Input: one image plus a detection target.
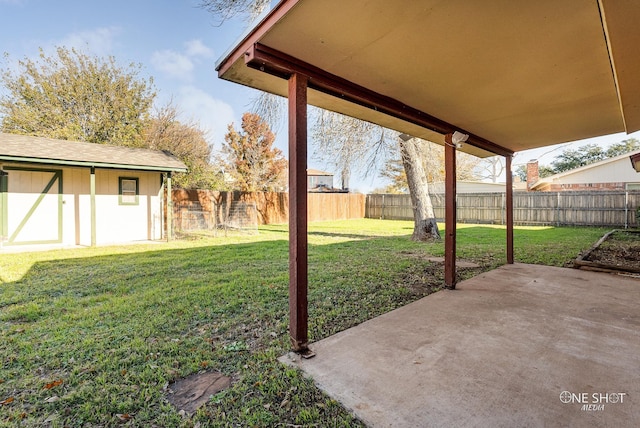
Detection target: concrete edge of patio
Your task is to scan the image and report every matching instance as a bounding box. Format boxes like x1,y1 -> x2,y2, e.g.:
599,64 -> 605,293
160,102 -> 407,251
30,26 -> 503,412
280,263 -> 640,427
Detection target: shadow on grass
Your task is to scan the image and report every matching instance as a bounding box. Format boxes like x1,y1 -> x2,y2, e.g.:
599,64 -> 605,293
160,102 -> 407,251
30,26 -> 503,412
0,232 -> 447,427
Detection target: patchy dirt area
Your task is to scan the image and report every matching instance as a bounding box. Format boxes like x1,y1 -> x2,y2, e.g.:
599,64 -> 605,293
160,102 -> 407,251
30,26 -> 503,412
398,251 -> 493,295
166,371 -> 232,416
578,230 -> 640,273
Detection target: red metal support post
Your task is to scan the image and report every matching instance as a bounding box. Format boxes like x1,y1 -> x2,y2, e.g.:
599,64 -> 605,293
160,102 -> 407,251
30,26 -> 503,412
505,155 -> 514,264
444,133 -> 457,288
288,73 -> 309,352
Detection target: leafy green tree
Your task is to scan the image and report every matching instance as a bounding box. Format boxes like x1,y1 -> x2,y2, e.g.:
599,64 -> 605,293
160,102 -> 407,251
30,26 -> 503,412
142,103 -> 222,189
550,143 -> 606,173
539,165 -> 555,178
221,112 -> 287,191
606,138 -> 640,157
514,165 -> 527,182
1,47 -> 155,146
515,163 -> 561,182
533,139 -> 640,177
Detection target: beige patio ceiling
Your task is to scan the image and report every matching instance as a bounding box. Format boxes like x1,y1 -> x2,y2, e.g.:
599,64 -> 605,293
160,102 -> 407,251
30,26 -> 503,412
217,0 -> 640,158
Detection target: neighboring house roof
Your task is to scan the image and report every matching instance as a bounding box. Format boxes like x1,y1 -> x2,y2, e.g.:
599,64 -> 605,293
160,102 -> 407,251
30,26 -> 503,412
530,150 -> 640,190
307,169 -> 333,176
0,133 -> 187,172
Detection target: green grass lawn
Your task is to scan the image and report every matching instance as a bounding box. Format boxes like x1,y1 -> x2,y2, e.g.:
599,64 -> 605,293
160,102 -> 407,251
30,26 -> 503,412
0,219 -> 606,427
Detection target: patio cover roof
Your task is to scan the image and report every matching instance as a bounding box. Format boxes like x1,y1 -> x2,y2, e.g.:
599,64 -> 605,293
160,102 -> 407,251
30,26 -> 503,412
217,0 -> 640,158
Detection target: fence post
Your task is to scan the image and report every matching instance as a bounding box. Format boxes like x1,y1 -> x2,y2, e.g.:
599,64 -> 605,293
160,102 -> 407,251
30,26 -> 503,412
625,191 -> 629,229
556,192 -> 561,226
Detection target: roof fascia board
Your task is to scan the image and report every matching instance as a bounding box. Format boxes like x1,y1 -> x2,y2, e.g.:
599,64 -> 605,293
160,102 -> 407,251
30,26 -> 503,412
245,43 -> 513,157
215,0 -> 301,75
532,149 -> 640,188
597,0 -> 627,132
0,155 -> 187,172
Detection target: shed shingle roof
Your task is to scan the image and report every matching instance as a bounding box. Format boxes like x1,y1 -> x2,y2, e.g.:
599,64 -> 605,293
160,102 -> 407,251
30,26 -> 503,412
0,133 -> 187,172
307,169 -> 333,176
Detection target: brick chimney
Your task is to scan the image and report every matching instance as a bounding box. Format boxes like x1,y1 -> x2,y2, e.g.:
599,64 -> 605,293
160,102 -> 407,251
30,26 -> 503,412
526,160 -> 539,190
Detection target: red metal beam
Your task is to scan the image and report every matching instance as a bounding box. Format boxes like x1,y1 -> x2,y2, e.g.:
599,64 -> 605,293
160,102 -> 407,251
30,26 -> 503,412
505,155 -> 514,264
444,133 -> 457,288
215,0 -> 301,77
245,43 -> 513,158
288,73 -> 309,352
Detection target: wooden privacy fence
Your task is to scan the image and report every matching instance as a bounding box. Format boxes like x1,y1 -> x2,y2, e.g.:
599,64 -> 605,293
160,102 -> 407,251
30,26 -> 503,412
172,189 -> 366,226
366,191 -> 640,227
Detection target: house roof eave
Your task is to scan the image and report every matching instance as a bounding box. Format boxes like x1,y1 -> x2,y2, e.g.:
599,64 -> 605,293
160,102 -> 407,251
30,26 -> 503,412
535,149 -> 640,183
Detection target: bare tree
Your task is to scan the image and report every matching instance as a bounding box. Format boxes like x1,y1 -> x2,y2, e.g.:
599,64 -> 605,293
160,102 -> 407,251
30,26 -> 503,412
420,140 -> 480,183
477,156 -> 505,183
311,109 -> 393,190
198,0 -> 270,24
249,92 -> 286,133
381,141 -> 481,193
399,135 -> 440,240
250,92 -> 442,241
142,102 -> 221,189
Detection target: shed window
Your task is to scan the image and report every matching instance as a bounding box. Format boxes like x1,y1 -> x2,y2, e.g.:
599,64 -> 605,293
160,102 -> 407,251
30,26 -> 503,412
119,177 -> 139,205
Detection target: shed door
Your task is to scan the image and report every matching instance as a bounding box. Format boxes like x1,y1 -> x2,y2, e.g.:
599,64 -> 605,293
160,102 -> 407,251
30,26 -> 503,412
3,168 -> 62,245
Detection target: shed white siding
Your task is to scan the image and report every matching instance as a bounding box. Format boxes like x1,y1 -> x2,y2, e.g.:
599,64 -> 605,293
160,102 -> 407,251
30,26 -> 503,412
93,169 -> 163,245
2,164 -> 164,247
6,169 -> 61,243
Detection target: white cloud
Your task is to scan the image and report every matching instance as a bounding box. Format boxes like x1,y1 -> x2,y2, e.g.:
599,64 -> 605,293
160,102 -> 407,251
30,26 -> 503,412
57,27 -> 121,56
151,39 -> 213,81
176,86 -> 235,150
2,26 -> 122,77
151,50 -> 194,80
185,39 -> 213,58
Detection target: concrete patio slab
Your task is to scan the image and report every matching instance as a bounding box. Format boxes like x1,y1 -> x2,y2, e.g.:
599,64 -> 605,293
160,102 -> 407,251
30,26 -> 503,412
281,263 -> 639,427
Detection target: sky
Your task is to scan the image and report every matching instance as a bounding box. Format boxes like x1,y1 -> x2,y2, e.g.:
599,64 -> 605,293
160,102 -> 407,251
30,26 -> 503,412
2,0 -> 640,192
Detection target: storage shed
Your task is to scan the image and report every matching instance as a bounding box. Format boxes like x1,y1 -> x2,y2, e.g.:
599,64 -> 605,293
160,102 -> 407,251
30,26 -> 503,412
0,133 -> 187,248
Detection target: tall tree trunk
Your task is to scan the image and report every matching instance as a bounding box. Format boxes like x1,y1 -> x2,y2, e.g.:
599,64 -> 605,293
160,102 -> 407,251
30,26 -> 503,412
400,137 -> 441,241
340,165 -> 350,190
